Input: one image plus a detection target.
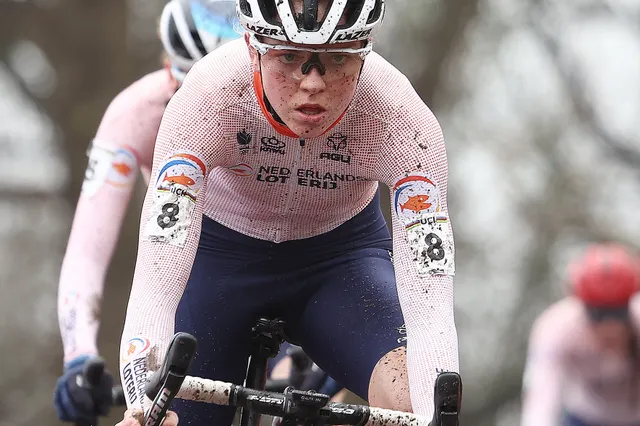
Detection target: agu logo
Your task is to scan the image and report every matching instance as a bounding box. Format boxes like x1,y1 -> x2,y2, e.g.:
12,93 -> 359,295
393,173 -> 440,222
121,336 -> 151,363
155,153 -> 207,200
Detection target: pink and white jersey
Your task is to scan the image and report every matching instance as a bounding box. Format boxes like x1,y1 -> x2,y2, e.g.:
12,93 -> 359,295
58,69 -> 176,362
120,39 -> 458,417
521,297 -> 640,426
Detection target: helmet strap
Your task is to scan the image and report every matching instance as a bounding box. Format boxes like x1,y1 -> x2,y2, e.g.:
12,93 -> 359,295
258,54 -> 290,128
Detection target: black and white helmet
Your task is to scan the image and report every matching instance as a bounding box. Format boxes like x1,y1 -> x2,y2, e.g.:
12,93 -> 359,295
160,0 -> 242,82
237,0 -> 385,45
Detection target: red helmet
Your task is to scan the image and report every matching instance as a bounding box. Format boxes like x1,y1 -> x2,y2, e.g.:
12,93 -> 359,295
570,243 -> 640,307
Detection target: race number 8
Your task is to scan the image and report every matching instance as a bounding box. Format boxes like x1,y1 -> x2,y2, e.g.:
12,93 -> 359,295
425,232 -> 444,261
157,203 -> 179,229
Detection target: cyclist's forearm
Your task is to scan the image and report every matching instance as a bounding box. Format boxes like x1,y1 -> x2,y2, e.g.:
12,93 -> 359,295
119,169 -> 208,409
58,148 -> 137,362
378,110 -> 458,416
520,402 -> 556,426
520,357 -> 564,426
118,64 -> 228,409
119,222 -> 204,409
521,388 -> 563,426
58,264 -> 102,362
395,261 -> 459,417
520,312 -> 568,426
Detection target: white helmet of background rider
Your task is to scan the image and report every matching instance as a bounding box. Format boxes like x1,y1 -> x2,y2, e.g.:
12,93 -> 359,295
160,0 -> 243,82
235,0 -> 385,46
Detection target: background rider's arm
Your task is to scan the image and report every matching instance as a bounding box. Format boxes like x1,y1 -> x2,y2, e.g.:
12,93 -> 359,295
374,79 -> 459,417
520,312 -> 567,426
118,62 -> 231,409
57,75 -> 165,363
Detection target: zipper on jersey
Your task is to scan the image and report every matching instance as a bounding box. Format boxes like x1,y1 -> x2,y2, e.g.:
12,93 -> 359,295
275,138 -> 304,242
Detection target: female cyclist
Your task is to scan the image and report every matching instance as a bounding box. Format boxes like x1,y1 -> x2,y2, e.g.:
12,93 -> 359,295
118,0 -> 459,425
54,1 -> 241,423
521,243 -> 640,426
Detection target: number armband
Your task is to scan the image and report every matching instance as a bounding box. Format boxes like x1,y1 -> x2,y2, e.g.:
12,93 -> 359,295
404,213 -> 455,277
142,152 -> 206,247
82,143 -> 115,198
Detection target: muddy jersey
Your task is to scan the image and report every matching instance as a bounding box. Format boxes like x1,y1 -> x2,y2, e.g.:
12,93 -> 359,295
120,38 -> 458,417
521,297 -> 640,426
58,69 -> 175,362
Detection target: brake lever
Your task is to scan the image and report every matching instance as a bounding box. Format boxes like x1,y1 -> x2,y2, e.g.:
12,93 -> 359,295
430,371 -> 462,426
143,332 -> 197,426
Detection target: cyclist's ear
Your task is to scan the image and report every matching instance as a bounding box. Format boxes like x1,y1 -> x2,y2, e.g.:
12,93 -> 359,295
245,33 -> 260,72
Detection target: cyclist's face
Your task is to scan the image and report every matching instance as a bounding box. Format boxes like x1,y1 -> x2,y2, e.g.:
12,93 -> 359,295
250,37 -> 364,138
591,319 -> 631,352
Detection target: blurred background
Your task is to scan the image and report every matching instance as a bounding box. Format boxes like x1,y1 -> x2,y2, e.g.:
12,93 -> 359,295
2,0 -> 640,425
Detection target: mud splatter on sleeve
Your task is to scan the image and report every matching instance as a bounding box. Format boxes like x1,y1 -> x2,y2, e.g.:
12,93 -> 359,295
373,75 -> 458,417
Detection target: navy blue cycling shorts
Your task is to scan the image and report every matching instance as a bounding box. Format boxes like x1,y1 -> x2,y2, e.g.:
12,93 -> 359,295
172,190 -> 406,426
563,413 -> 590,426
563,412 -> 640,426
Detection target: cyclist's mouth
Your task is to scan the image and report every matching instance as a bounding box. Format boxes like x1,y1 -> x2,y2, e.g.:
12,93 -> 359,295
296,104 -> 326,116
294,104 -> 327,125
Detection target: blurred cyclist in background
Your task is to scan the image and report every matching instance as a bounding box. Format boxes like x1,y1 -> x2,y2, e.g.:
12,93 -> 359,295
521,243 -> 640,426
54,1 -> 340,423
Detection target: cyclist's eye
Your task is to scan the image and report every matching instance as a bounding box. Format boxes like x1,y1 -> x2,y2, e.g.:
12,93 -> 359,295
278,53 -> 299,64
331,54 -> 348,65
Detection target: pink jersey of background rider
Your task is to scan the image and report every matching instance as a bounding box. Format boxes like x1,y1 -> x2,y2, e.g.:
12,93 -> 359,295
57,69 -> 176,362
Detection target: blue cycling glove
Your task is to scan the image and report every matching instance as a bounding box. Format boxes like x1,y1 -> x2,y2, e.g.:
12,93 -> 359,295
54,355 -> 114,424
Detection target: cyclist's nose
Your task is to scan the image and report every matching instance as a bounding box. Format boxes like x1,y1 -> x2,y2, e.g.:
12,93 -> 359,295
298,67 -> 326,94
301,53 -> 326,76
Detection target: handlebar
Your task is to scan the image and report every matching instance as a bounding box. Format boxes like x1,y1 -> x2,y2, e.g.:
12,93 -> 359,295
163,371 -> 460,426
110,333 -> 461,426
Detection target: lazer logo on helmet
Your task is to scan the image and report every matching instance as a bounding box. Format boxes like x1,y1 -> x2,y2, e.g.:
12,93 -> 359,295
247,25 -> 283,37
335,29 -> 372,42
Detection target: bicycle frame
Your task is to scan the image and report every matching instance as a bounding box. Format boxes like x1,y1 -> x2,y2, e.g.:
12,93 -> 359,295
240,318 -> 287,426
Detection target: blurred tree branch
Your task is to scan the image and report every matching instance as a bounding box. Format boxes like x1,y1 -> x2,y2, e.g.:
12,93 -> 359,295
459,125 -> 566,424
0,1 -> 134,202
411,0 -> 481,105
0,5 -> 157,426
526,3 -> 640,170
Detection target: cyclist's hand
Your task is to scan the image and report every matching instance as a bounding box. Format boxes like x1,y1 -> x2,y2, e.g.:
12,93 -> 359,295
54,355 -> 114,423
116,409 -> 179,426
